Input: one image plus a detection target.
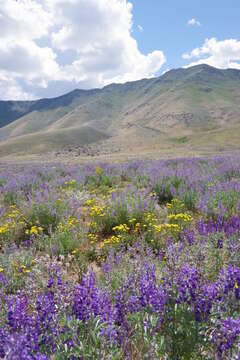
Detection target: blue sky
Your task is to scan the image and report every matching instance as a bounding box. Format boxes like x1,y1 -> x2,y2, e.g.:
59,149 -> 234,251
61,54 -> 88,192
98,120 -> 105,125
0,0 -> 240,100
131,0 -> 240,74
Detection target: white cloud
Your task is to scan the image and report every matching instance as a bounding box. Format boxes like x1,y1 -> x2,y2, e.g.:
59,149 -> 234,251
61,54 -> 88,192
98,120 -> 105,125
0,73 -> 33,100
0,0 -> 53,40
138,25 -> 144,32
50,0 -> 165,86
0,0 -> 60,98
0,39 -> 60,82
182,38 -> 240,69
161,68 -> 170,75
0,0 -> 166,100
187,18 -> 201,27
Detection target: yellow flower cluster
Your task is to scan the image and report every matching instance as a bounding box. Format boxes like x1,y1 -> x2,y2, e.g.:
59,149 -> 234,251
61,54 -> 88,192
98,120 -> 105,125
0,206 -> 26,236
0,223 -> 10,235
207,182 -> 216,188
8,207 -> 22,218
146,212 -> 157,224
95,166 -> 104,176
88,221 -> 97,230
25,225 -> 43,236
12,260 -> 33,275
84,198 -> 106,218
112,223 -> 130,233
167,198 -> 184,208
19,265 -> 31,274
58,222 -> 64,231
67,216 -> 79,227
108,188 -> 117,194
72,249 -> 78,255
134,222 -> 141,233
64,179 -> 76,191
89,205 -> 105,218
88,233 -> 98,244
130,213 -> 156,234
128,218 -> 136,224
168,213 -> 193,222
64,179 -> 76,186
100,235 -> 121,248
87,217 -> 99,244
58,216 -> 79,231
149,191 -> 156,197
0,266 -> 3,272
153,223 -> 180,233
84,198 -> 97,207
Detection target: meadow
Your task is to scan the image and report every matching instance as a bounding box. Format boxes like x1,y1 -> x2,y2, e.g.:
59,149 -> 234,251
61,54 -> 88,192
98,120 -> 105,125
0,156 -> 239,359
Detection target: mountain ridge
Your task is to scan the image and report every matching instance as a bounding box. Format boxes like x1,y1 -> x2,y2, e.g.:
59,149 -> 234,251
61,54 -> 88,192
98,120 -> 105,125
1,64 -> 240,158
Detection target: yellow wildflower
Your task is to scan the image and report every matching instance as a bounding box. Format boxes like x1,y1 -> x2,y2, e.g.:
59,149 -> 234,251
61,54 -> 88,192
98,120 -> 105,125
95,167 -> 103,176
112,224 -> 130,233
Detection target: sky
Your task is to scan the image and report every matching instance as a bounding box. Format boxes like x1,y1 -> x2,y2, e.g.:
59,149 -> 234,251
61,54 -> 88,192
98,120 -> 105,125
0,0 -> 240,100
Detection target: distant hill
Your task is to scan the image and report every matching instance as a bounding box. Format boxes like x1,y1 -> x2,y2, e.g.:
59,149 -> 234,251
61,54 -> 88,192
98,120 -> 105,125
1,64 -> 240,158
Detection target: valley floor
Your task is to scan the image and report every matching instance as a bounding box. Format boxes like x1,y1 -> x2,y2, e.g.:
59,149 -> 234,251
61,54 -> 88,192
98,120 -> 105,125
0,155 -> 240,359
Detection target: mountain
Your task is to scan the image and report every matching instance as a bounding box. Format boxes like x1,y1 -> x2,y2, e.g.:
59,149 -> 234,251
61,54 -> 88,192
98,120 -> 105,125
1,64 -> 240,158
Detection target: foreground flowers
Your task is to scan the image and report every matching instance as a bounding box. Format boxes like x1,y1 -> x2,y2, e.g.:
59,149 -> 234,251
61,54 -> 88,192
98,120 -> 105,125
0,156 -> 239,358
0,255 -> 239,359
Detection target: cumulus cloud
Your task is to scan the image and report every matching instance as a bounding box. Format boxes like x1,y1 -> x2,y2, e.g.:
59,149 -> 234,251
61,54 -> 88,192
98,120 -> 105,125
0,0 -> 52,40
0,79 -> 33,101
138,25 -> 144,32
187,18 -> 201,27
50,0 -> 165,86
0,0 -> 166,100
0,72 -> 33,100
161,68 -> 170,75
182,38 -> 240,69
0,0 -> 60,98
0,39 -> 60,82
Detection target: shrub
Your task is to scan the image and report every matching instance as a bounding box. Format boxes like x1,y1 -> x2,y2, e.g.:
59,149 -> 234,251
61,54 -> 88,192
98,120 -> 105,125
206,189 -> 240,221
3,191 -> 19,206
153,175 -> 187,205
180,190 -> 199,212
26,202 -> 64,234
0,249 -> 35,293
37,228 -> 86,257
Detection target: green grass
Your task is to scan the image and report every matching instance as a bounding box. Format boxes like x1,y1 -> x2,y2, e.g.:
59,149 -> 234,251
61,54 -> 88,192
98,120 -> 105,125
170,136 -> 189,144
1,64 -> 240,158
0,126 -> 109,155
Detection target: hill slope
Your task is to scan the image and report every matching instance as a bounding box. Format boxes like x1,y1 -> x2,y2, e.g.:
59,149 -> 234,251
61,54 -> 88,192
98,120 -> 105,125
1,64 -> 240,157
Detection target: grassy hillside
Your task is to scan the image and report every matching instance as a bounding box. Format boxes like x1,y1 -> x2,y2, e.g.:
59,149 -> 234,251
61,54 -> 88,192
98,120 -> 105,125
0,64 -> 240,157
0,126 -> 109,156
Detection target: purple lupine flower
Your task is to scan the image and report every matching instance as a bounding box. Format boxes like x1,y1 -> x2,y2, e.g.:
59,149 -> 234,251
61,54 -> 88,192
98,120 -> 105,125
211,317 -> 240,358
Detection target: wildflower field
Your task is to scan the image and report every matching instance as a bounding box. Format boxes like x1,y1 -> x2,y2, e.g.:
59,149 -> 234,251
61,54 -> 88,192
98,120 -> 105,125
0,156 -> 239,359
